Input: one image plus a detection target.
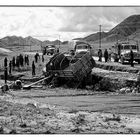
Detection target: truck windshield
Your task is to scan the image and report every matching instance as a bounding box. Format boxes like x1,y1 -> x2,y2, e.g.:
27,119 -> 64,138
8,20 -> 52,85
76,45 -> 90,49
123,45 -> 137,50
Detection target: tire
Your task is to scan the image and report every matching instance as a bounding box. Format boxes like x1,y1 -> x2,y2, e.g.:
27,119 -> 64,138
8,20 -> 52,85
138,60 -> 140,64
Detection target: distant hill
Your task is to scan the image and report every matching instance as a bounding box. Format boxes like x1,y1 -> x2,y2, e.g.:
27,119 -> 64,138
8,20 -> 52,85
24,36 -> 41,46
42,39 -> 62,46
83,32 -> 108,42
0,36 -> 42,46
83,15 -> 140,43
1,36 -> 25,46
0,36 -> 63,51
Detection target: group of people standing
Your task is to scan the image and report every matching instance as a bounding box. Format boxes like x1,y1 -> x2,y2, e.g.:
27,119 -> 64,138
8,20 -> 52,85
3,54 -> 29,84
98,48 -> 112,63
11,54 -> 29,70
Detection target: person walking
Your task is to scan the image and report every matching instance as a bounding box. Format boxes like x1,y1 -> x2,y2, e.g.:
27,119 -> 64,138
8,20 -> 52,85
98,49 -> 102,62
104,49 -> 108,63
32,61 -> 36,76
130,48 -> 134,67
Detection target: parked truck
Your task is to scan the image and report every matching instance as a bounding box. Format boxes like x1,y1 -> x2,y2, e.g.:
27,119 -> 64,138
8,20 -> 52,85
42,45 -> 56,55
112,42 -> 140,64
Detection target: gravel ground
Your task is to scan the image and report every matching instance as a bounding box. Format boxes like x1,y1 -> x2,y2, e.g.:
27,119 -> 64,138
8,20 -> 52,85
0,94 -> 140,134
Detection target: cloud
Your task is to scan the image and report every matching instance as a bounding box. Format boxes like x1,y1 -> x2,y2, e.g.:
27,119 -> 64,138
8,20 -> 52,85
0,7 -> 64,38
59,7 -> 140,32
0,7 -> 139,40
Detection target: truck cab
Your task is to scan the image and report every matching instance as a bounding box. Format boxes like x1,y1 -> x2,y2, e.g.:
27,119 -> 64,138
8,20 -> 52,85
42,45 -> 56,55
74,43 -> 92,57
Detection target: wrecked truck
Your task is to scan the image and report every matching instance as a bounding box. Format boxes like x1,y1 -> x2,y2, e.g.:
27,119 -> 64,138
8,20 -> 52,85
43,52 -> 96,88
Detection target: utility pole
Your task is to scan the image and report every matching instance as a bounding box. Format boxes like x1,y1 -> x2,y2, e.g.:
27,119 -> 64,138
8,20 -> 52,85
58,35 -> 60,49
99,25 -> 102,48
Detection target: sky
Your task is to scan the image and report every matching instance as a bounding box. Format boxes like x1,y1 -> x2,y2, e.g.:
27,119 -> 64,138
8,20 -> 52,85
0,7 -> 140,41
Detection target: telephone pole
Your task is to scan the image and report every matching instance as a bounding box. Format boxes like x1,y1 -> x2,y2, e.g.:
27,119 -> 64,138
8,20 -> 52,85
99,25 -> 102,48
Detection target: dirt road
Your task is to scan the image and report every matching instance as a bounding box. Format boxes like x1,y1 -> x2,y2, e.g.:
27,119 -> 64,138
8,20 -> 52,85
11,88 -> 140,115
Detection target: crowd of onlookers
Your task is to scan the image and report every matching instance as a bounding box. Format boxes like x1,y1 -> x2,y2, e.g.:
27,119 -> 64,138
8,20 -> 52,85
3,52 -> 46,84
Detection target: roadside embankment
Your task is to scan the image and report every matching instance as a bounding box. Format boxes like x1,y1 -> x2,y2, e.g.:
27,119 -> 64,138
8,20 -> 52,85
91,68 -> 138,92
95,61 -> 139,73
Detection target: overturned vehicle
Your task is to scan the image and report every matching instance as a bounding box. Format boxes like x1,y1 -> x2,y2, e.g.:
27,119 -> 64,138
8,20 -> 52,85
43,52 -> 96,88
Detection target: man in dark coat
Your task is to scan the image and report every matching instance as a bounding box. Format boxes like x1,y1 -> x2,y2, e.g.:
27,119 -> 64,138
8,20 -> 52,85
34,53 -> 38,63
104,49 -> 108,63
130,48 -> 134,67
4,57 -> 8,68
27,55 -> 29,65
4,57 -> 8,84
12,56 -> 15,70
32,61 -> 36,76
16,56 -> 20,69
9,61 -> 12,75
98,49 -> 102,62
42,55 -> 44,62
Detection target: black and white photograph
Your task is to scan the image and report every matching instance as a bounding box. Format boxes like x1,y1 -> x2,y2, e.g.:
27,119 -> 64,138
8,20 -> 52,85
1,3 -> 140,135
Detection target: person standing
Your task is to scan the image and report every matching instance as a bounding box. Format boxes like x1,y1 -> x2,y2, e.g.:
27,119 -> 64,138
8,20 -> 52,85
12,56 -> 15,70
98,49 -> 102,62
130,48 -> 134,67
108,48 -> 112,61
4,57 -> 8,84
4,57 -> 8,68
42,55 -> 44,62
16,56 -> 19,69
34,53 -> 38,63
9,61 -> 12,75
104,49 -> 108,63
32,61 -> 36,76
27,55 -> 29,66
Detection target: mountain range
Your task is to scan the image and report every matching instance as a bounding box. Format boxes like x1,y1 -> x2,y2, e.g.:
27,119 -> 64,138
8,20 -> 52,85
0,36 -> 63,49
0,14 -> 140,50
82,14 -> 140,43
